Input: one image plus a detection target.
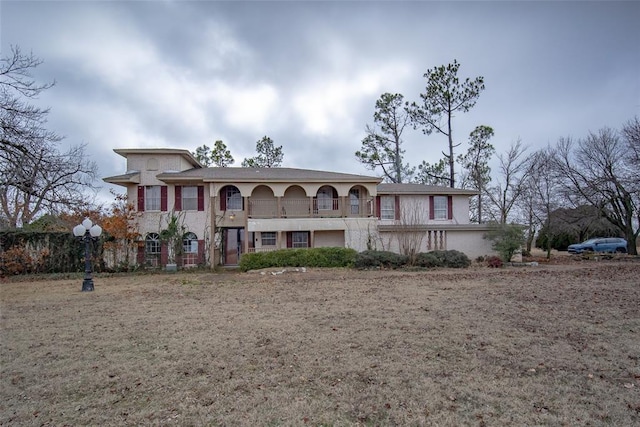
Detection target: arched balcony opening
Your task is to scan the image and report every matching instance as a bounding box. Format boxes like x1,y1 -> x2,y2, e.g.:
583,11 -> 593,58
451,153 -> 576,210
281,185 -> 310,217
248,185 -> 277,218
219,185 -> 243,211
313,185 -> 340,217
348,185 -> 373,217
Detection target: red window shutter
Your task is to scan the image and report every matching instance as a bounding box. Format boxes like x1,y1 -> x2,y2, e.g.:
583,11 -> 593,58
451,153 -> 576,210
197,239 -> 205,264
137,186 -> 145,212
286,232 -> 292,248
160,186 -> 168,211
220,188 -> 227,210
394,196 -> 400,220
375,196 -> 381,219
306,231 -> 311,248
160,242 -> 168,265
448,195 -> 453,220
429,196 -> 435,220
137,243 -> 145,264
197,186 -> 205,211
174,186 -> 182,211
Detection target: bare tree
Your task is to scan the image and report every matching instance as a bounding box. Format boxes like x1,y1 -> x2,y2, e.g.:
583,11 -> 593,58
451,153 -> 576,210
485,140 -> 529,224
1,46 -> 98,228
395,199 -> 425,264
553,127 -> 639,255
523,147 -> 562,257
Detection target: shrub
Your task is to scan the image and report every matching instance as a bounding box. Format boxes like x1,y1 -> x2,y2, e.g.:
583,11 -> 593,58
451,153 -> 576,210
414,251 -> 443,268
354,250 -> 408,269
239,247 -> 357,272
0,245 -> 33,275
484,223 -> 525,262
415,250 -> 471,269
486,255 -> 503,268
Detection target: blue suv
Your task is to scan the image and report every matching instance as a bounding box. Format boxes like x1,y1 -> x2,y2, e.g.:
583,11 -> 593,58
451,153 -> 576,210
567,237 -> 628,254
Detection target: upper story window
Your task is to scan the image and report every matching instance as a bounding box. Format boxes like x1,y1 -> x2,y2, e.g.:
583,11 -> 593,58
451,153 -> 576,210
182,186 -> 198,211
145,186 -> 161,211
380,195 -> 395,220
226,187 -> 242,210
433,196 -> 448,220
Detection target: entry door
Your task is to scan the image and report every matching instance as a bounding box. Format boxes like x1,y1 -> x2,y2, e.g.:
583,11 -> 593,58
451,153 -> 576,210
224,228 -> 244,265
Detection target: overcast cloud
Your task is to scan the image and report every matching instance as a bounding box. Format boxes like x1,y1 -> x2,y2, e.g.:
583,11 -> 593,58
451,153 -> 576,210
2,1 -> 639,204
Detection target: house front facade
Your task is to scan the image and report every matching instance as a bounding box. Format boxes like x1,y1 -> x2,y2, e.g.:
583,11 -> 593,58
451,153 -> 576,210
104,148 -> 494,268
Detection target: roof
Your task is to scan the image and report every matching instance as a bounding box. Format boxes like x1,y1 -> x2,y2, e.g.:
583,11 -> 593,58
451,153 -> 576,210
102,171 -> 141,185
156,167 -> 382,183
113,148 -> 203,168
377,183 -> 479,196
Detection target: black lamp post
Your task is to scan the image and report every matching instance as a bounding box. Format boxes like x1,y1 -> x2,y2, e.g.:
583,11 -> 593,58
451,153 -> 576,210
73,218 -> 102,292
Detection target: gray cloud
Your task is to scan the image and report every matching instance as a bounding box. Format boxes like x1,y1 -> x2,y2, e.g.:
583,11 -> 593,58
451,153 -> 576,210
2,0 -> 638,205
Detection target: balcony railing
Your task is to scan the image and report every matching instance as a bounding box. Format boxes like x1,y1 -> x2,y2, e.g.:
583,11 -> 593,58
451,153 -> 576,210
248,197 -> 373,219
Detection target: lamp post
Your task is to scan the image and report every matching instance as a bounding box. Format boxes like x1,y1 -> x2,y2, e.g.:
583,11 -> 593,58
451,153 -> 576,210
73,217 -> 102,292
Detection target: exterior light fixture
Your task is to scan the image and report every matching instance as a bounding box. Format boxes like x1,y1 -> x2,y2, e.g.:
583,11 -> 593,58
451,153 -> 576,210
73,217 -> 102,292
229,213 -> 236,221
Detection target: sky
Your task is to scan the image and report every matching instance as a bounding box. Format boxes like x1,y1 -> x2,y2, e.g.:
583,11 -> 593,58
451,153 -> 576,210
1,0 -> 639,205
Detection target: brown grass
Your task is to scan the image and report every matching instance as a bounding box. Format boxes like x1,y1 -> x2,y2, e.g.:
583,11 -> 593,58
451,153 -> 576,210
1,261 -> 639,426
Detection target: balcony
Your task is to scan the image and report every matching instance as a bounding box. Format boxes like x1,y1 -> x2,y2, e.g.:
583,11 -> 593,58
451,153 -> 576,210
248,197 -> 373,219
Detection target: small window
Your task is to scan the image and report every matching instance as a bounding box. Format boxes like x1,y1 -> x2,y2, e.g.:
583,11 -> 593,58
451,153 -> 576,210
380,196 -> 395,220
182,186 -> 198,211
433,196 -> 448,220
292,231 -> 309,248
145,186 -> 161,211
226,187 -> 242,210
183,232 -> 198,254
145,233 -> 161,254
261,232 -> 276,246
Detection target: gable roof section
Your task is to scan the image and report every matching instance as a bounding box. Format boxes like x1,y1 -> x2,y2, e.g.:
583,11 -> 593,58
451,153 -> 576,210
377,183 -> 478,196
156,167 -> 382,184
113,148 -> 203,168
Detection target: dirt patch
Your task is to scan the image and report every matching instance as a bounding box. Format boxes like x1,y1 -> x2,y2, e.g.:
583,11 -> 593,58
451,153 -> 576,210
1,262 -> 639,426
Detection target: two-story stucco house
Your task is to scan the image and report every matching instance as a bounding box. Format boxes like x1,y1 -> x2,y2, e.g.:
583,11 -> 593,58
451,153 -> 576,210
104,148 -> 493,268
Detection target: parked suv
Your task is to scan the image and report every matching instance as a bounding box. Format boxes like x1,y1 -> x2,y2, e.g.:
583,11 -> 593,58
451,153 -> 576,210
567,237 -> 628,254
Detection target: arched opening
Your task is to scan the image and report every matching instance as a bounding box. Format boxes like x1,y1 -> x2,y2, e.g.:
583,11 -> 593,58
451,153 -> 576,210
182,232 -> 199,266
220,185 -> 243,211
145,232 -> 161,267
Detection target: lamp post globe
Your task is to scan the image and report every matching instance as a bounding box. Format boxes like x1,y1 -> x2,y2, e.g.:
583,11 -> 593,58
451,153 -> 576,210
73,217 -> 102,292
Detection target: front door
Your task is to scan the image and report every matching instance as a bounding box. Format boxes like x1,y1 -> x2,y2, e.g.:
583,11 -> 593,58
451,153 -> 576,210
224,228 -> 244,265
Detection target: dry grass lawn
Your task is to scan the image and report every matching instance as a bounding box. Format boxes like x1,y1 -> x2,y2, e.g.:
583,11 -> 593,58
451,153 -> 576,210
1,261 -> 639,426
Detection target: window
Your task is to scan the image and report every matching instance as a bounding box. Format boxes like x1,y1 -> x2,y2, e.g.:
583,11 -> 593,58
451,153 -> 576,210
182,186 -> 198,211
226,187 -> 242,210
433,196 -> 448,220
292,231 -> 309,248
380,196 -> 395,220
145,233 -> 160,254
183,232 -> 198,254
316,186 -> 334,210
261,232 -> 276,246
350,189 -> 360,214
145,186 -> 161,211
